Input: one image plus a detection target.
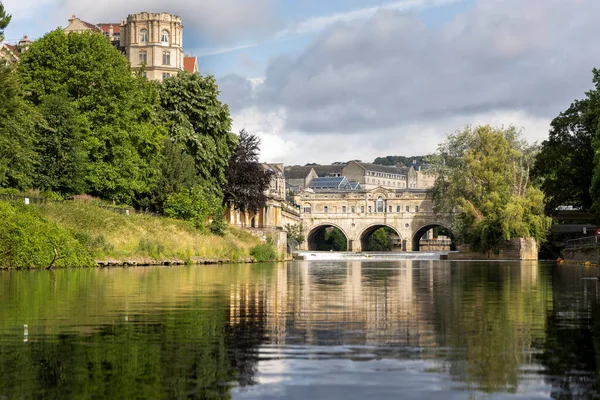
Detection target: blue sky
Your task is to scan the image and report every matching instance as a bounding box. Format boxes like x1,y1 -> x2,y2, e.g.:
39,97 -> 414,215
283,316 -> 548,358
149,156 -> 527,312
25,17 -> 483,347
3,0 -> 600,164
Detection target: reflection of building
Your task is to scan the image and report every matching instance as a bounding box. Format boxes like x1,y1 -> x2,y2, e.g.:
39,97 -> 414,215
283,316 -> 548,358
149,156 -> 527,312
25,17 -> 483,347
63,13 -> 198,81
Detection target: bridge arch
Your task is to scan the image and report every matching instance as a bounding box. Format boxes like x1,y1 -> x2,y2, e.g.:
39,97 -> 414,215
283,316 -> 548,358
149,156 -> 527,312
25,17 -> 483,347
412,223 -> 456,252
307,223 -> 350,251
359,224 -> 403,252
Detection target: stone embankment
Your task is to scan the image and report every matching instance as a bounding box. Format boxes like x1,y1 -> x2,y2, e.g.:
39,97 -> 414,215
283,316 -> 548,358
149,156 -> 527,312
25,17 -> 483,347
96,257 -> 257,267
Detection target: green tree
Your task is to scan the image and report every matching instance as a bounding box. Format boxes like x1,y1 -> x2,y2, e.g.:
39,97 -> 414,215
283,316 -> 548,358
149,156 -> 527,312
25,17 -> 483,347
223,130 -> 272,212
19,30 -> 165,203
34,94 -> 88,194
532,72 -> 599,214
366,228 -> 393,251
373,155 -> 427,167
0,1 -> 10,42
0,62 -> 38,189
431,125 -> 551,252
160,72 -> 237,192
163,184 -> 223,232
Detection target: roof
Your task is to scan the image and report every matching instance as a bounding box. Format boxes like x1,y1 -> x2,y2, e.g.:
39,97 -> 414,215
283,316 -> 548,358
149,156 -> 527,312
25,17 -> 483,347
262,163 -> 284,176
353,161 -> 408,175
183,57 -> 198,73
97,23 -> 121,34
0,43 -> 19,62
284,166 -> 315,180
313,164 -> 346,176
81,20 -> 102,32
309,177 -> 349,189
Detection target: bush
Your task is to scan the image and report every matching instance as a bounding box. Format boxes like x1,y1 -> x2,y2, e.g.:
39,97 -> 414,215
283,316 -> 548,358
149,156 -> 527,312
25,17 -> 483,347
250,241 -> 278,262
0,201 -> 94,268
163,184 -> 222,231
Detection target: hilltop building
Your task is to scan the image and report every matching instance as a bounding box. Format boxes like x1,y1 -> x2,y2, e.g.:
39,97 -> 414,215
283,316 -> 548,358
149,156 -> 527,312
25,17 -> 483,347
63,13 -> 197,81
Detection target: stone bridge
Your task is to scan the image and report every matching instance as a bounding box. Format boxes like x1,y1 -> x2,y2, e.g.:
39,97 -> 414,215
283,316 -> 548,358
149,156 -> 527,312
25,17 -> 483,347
292,187 -> 452,252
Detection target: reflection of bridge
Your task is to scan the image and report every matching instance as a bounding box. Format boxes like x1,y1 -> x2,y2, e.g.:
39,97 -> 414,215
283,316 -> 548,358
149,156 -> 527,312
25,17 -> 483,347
292,187 -> 453,252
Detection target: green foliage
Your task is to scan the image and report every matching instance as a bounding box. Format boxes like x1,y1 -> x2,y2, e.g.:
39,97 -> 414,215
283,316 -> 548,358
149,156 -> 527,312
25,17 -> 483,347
250,238 -> 278,262
163,184 -> 223,231
19,30 -> 165,203
366,228 -> 393,251
0,2 -> 10,41
312,227 -> 347,251
0,201 -> 94,268
373,155 -> 427,166
284,223 -> 305,247
0,62 -> 39,190
160,72 -> 237,192
533,72 -> 599,214
431,125 -> 551,252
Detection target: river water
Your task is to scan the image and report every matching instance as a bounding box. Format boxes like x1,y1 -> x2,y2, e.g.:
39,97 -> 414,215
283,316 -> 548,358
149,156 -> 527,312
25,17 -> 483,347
0,260 -> 598,399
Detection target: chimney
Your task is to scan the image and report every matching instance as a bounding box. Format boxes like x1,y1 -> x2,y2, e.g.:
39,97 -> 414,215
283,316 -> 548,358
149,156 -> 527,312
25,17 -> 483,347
109,24 -> 114,38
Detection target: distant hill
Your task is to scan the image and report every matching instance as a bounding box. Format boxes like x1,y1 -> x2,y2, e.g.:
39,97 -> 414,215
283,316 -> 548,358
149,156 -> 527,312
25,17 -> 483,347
373,156 -> 428,167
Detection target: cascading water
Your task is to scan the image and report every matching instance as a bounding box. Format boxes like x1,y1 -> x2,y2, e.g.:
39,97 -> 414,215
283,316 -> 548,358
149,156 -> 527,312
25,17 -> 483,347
295,251 -> 450,261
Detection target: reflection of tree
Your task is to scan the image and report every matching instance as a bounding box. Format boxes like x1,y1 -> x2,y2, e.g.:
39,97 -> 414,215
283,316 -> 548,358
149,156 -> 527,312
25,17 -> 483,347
431,263 -> 548,392
0,266 -> 274,399
535,267 -> 600,398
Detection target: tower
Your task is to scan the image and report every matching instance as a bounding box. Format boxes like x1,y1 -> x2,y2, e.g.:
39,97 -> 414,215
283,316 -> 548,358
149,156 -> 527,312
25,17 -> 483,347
120,12 -> 184,81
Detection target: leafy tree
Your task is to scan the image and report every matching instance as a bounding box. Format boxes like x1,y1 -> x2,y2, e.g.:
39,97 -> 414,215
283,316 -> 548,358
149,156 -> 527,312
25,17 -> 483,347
160,72 -> 237,192
223,130 -> 272,212
19,30 -> 165,203
373,155 -> 428,166
163,184 -> 223,232
0,1 -> 10,42
284,223 -> 305,250
366,228 -> 393,251
34,94 -> 88,194
0,62 -> 38,189
430,125 -> 551,252
532,72 -> 599,214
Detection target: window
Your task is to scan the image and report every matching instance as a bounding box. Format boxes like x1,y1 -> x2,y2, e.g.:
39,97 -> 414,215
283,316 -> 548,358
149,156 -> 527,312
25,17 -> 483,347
162,51 -> 171,65
368,206 -> 372,213
377,197 -> 384,213
351,206 -> 355,213
140,29 -> 148,43
406,205 -> 410,212
140,71 -> 147,78
360,206 -> 365,213
162,72 -> 171,80
342,206 -> 346,213
324,206 -> 328,214
415,205 -> 419,212
161,29 -> 169,44
396,205 -> 400,213
388,206 -> 392,213
138,51 -> 147,65
303,207 -> 312,214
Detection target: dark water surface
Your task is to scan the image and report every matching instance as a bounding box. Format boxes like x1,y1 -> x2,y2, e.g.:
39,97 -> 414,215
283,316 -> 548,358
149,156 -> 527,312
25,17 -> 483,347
1,261 -> 599,399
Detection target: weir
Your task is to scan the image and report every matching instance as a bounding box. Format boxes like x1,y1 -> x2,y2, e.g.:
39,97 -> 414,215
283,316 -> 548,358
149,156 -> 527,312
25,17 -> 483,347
295,251 -> 450,261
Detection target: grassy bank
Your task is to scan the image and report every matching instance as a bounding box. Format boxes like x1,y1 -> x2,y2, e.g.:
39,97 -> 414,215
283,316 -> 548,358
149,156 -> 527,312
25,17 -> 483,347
0,200 -> 278,269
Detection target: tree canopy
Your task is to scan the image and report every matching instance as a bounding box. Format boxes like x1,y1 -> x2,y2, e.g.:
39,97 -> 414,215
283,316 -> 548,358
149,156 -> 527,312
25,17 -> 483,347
223,129 -> 272,212
373,155 -> 427,167
0,1 -> 10,42
430,125 -> 551,252
18,30 -> 165,202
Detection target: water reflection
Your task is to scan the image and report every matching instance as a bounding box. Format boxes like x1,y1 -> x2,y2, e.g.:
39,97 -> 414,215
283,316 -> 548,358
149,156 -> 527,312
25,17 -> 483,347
0,261 -> 599,398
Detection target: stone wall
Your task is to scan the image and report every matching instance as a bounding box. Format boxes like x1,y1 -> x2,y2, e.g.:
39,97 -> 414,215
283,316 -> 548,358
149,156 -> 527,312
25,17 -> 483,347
245,228 -> 288,259
563,247 -> 600,264
448,238 -> 538,261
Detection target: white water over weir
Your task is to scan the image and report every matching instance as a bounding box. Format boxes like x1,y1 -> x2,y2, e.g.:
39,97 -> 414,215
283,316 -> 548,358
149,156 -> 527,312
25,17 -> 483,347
295,251 -> 451,261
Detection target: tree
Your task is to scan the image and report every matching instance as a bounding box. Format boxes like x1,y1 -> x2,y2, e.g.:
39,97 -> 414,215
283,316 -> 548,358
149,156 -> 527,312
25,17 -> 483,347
373,155 -> 427,167
0,2 -> 10,42
284,223 -> 305,250
532,72 -> 599,214
160,72 -> 237,192
0,62 -> 38,189
19,30 -> 165,203
366,228 -> 393,251
223,130 -> 272,212
430,125 -> 551,252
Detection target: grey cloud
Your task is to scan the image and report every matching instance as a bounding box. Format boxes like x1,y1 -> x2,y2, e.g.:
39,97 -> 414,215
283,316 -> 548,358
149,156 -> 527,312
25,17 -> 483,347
247,0 -> 600,134
219,74 -> 255,114
52,0 -> 279,42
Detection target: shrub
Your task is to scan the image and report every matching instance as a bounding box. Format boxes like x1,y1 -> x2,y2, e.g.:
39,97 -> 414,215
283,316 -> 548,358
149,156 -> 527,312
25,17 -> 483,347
250,240 -> 278,262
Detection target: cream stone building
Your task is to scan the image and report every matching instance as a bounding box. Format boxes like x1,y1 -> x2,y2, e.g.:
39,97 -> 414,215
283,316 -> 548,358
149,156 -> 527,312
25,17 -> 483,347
120,12 -> 184,81
63,13 -> 197,81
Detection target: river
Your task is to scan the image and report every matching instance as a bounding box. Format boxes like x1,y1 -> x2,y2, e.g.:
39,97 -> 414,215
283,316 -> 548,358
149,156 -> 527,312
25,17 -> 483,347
0,260 -> 598,399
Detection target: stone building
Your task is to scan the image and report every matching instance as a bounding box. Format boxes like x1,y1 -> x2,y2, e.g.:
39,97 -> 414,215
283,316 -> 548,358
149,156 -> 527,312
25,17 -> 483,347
63,13 -> 198,81
120,12 -> 184,81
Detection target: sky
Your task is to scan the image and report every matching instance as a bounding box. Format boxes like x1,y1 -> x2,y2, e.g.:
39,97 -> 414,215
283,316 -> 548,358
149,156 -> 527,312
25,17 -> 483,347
3,0 -> 600,165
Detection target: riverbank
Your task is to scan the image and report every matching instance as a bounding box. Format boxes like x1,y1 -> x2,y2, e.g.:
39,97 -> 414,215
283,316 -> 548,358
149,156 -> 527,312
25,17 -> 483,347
0,200 -> 281,269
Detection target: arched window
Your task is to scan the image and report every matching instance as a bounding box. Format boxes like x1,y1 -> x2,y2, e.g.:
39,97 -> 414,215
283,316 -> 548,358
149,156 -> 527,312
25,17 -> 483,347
377,197 -> 384,213
140,29 -> 148,43
161,29 -> 169,44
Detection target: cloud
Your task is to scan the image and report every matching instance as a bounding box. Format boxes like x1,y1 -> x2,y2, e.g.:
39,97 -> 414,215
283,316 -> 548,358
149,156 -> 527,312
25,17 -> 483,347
5,0 -> 279,42
220,0 -> 600,163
